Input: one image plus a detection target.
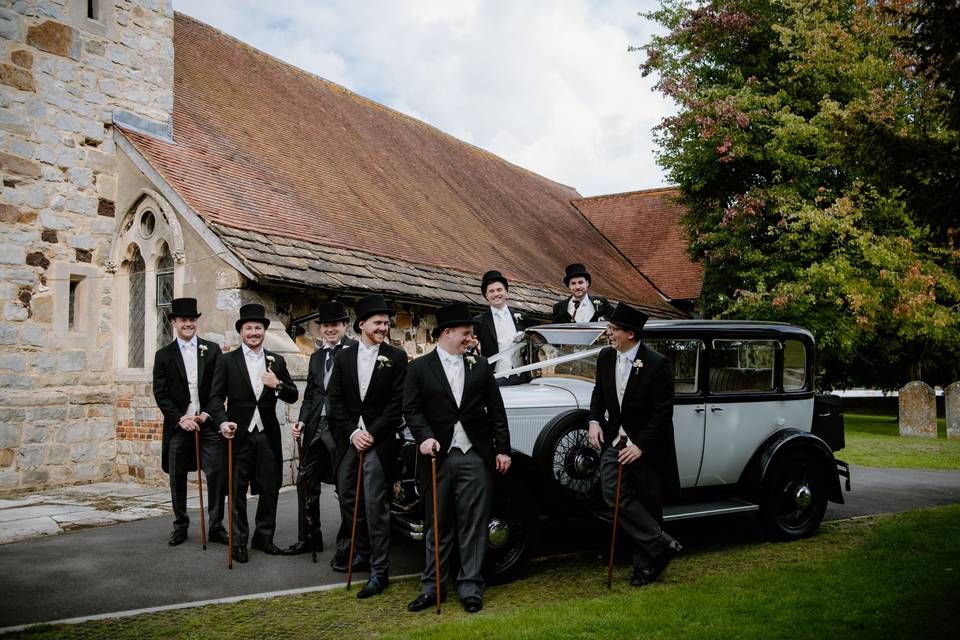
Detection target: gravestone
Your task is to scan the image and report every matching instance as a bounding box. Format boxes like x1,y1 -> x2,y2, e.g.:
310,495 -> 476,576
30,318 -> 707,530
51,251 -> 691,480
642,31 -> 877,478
946,381 -> 960,440
899,381 -> 937,438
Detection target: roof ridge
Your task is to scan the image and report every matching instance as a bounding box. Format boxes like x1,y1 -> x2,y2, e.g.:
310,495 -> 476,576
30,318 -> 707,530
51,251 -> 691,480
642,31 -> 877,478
573,186 -> 680,202
173,11 -> 581,196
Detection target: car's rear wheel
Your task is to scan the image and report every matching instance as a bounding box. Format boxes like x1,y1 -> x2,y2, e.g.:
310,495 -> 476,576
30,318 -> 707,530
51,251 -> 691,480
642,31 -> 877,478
534,410 -> 604,517
483,488 -> 540,583
760,451 -> 828,540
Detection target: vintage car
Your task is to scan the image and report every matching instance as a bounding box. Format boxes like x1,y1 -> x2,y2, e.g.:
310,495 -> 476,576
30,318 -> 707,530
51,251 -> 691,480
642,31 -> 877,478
390,320 -> 851,580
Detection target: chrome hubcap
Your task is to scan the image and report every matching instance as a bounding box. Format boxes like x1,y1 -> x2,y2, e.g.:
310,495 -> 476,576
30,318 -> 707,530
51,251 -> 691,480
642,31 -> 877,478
487,518 -> 510,549
794,484 -> 812,510
573,450 -> 598,475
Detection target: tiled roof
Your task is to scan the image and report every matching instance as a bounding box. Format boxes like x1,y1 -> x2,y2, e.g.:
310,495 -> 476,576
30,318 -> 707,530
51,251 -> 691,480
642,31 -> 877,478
573,188 -> 703,301
119,13 -> 676,316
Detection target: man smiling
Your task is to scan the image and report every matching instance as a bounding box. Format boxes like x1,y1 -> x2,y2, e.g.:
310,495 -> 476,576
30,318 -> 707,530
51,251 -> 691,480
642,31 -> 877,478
552,263 -> 614,323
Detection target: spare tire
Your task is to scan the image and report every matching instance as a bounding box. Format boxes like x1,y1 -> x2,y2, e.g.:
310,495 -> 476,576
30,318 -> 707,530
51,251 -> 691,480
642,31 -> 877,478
533,409 -> 604,515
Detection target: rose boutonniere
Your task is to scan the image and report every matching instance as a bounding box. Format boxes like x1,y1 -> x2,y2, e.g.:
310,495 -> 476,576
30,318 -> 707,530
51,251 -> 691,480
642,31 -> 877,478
198,343 -> 208,356
513,312 -> 522,322
376,355 -> 391,369
632,358 -> 644,372
265,354 -> 275,371
464,355 -> 477,370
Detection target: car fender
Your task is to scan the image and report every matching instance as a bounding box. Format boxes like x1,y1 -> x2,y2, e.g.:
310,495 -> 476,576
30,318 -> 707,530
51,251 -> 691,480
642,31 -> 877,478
743,429 -> 846,504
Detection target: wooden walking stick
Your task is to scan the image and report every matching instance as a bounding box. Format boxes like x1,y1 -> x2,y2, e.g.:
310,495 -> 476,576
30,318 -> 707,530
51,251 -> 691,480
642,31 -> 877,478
607,461 -> 624,588
194,428 -> 207,551
228,437 -> 234,570
431,455 -> 442,614
346,450 -> 364,590
296,435 -> 317,564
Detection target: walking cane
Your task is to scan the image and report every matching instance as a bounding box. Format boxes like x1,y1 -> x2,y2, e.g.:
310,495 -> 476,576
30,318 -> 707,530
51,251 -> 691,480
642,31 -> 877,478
194,428 -> 207,551
607,462 -> 624,588
296,435 -> 317,564
346,450 -> 364,590
228,437 -> 234,570
431,455 -> 442,614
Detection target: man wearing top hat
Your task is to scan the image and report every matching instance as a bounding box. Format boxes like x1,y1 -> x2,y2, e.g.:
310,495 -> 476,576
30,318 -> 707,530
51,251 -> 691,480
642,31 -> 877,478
552,263 -> 615,323
284,301 -> 358,558
474,270 -> 530,387
404,302 -> 511,614
209,303 -> 299,564
152,297 -> 226,546
327,293 -> 408,598
587,302 -> 681,586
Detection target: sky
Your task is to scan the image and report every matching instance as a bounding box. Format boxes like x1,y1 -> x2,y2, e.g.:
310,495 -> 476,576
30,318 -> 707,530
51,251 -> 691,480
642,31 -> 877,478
172,0 -> 676,197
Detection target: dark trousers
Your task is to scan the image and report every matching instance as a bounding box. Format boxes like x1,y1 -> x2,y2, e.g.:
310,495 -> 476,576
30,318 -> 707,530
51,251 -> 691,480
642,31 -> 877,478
600,446 -> 673,569
420,449 -> 492,601
168,426 -> 226,533
294,438 -> 327,543
335,447 -> 390,578
231,429 -> 280,547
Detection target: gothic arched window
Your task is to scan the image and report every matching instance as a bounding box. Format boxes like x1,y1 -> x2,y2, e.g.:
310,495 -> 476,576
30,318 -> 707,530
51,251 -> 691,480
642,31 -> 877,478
127,245 -> 146,368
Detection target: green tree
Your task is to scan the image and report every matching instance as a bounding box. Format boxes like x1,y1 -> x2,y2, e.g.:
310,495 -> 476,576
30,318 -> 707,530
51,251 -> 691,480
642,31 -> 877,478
640,0 -> 960,388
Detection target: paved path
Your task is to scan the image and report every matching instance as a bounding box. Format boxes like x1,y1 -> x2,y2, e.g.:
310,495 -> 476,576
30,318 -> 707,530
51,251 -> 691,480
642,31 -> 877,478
1,465 -> 958,629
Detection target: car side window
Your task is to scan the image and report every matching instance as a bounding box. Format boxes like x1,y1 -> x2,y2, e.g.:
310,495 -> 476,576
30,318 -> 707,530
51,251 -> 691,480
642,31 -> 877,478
647,339 -> 703,395
709,339 -> 779,393
783,339 -> 807,391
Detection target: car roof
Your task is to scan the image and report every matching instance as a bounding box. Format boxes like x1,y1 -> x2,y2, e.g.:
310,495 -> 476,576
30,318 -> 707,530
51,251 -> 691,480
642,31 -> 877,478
529,320 -> 815,344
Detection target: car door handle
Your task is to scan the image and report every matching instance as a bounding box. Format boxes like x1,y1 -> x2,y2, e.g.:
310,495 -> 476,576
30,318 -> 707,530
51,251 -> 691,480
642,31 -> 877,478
695,407 -> 705,413
710,406 -> 724,413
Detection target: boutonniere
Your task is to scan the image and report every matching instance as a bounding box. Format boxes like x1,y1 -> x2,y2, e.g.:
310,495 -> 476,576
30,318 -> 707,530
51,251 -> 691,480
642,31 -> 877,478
198,343 -> 208,356
376,355 -> 391,369
513,312 -> 522,322
464,355 -> 476,370
632,358 -> 644,372
265,354 -> 275,371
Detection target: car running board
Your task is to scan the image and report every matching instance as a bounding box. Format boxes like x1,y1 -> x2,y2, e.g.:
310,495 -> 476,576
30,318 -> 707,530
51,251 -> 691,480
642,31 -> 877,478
663,498 -> 759,521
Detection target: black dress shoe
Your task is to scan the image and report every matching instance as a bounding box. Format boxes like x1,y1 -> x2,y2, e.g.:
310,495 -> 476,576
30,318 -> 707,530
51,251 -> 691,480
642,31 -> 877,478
168,530 -> 187,546
251,539 -> 284,555
642,540 -> 682,583
630,567 -> 651,587
232,546 -> 248,563
356,576 -> 388,599
281,541 -> 308,556
462,596 -> 483,613
407,593 -> 445,612
208,529 -> 229,545
330,552 -> 370,573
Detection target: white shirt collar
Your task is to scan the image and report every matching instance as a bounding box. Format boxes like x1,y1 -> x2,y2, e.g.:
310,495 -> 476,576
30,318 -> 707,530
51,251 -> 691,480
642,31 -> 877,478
436,345 -> 462,364
177,336 -> 198,349
358,339 -> 379,355
491,305 -> 510,317
241,343 -> 264,359
617,341 -> 642,363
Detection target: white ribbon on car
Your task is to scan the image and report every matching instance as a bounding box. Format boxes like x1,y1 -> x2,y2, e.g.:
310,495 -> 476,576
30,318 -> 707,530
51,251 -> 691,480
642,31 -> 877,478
486,341 -> 526,366
494,346 -> 605,379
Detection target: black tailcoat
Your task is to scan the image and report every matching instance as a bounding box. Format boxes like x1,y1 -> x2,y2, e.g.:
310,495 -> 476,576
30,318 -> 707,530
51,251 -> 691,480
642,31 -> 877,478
152,337 -> 222,473
298,336 -> 358,474
207,347 -> 299,491
588,343 -> 680,501
551,294 -> 614,323
403,349 -> 511,481
327,341 -> 407,479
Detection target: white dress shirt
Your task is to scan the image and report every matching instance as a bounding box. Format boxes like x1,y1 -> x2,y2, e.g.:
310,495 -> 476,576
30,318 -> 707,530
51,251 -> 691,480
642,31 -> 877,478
242,343 -> 266,433
614,341 -> 642,447
352,339 -> 380,437
177,336 -> 200,417
436,345 -> 473,453
491,305 -> 519,375
567,295 -> 596,323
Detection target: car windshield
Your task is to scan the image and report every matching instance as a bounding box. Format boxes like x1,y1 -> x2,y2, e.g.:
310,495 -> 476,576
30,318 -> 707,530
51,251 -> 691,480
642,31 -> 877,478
526,325 -> 608,382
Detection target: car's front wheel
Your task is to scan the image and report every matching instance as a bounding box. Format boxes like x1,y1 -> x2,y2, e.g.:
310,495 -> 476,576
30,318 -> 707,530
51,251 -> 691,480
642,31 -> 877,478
483,489 -> 540,583
759,451 -> 828,540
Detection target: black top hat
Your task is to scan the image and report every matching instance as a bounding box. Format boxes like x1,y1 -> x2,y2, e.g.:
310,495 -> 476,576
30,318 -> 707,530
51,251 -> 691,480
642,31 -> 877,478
167,297 -> 201,320
315,301 -> 349,325
563,263 -> 592,286
480,270 -> 509,295
606,302 -> 649,336
353,294 -> 395,333
235,303 -> 271,332
432,302 -> 479,339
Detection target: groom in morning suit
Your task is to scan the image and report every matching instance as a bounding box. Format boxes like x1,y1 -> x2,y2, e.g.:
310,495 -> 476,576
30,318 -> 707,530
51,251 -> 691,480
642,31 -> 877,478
405,302 -> 512,614
209,303 -> 299,564
588,302 -> 682,586
152,297 -> 226,546
327,293 -> 408,599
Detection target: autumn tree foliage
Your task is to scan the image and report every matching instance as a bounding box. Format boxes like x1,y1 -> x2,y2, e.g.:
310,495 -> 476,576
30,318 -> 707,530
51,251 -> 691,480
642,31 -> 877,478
640,0 -> 960,388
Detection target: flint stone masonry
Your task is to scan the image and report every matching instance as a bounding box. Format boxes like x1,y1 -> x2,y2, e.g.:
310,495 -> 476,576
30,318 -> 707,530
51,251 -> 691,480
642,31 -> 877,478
899,381 -> 937,438
946,382 -> 960,441
0,1 -> 173,492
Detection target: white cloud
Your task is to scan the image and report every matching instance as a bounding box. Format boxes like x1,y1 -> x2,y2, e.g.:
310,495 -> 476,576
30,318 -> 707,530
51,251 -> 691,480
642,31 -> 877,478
173,0 -> 675,195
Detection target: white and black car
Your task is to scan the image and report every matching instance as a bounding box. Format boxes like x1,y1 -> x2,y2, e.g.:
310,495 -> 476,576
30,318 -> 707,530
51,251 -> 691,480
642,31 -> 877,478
391,321 -> 851,580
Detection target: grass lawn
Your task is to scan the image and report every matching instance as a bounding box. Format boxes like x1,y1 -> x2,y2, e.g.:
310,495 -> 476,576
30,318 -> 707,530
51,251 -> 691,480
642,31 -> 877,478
842,409 -> 959,470
11,505 -> 959,640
